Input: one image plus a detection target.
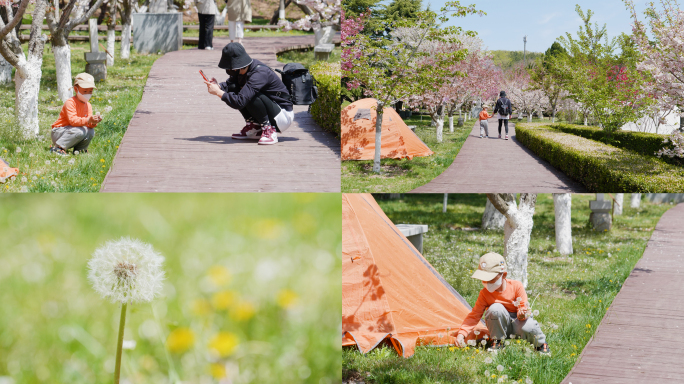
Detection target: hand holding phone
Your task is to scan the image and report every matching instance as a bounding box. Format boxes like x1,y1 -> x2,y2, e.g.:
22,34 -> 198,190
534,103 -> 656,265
199,70 -> 208,82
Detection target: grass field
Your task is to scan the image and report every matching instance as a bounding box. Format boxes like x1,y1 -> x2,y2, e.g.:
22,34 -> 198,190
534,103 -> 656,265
341,115 -> 473,193
0,41 -> 160,192
0,193 -> 341,384
343,193 -> 673,384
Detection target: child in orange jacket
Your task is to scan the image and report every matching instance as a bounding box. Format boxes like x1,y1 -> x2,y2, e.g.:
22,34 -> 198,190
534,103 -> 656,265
50,73 -> 103,156
478,106 -> 492,138
455,252 -> 549,354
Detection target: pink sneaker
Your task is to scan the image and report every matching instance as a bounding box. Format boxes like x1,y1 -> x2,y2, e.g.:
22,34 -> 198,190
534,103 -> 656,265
258,125 -> 278,145
232,123 -> 262,140
505,135 -> 509,140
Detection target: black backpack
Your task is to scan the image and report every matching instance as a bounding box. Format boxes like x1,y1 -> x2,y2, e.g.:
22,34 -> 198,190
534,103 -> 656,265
498,98 -> 510,115
275,63 -> 318,105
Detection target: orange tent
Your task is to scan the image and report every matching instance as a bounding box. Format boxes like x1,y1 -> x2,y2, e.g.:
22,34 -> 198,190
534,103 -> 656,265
341,98 -> 434,160
342,194 -> 488,358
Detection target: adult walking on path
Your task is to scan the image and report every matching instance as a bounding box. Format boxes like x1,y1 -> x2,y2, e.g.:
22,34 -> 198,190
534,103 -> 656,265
411,117 -> 585,192
562,202 -> 684,384
493,91 -> 512,140
100,36 -> 340,192
226,0 -> 251,43
196,0 -> 219,50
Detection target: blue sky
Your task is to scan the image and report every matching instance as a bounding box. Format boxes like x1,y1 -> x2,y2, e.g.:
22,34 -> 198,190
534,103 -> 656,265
426,0 -> 654,52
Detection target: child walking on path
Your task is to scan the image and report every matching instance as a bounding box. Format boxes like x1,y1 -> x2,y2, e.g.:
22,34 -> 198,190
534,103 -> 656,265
493,91 -> 512,140
455,252 -> 550,354
50,73 -> 103,155
478,106 -> 492,138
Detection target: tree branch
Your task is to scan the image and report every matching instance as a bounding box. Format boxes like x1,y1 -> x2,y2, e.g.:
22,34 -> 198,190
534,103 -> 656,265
0,0 -> 30,41
487,193 -> 516,218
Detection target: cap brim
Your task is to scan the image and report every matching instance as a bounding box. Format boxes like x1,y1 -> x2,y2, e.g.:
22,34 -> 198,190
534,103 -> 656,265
471,269 -> 499,281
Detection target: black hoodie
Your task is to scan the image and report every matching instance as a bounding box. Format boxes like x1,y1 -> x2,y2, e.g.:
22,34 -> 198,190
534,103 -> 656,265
218,59 -> 294,112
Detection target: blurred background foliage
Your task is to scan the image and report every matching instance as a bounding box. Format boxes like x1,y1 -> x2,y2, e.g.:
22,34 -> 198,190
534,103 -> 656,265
0,193 -> 341,384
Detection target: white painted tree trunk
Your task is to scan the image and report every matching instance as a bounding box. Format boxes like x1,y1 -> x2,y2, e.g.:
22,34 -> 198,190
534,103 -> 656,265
482,199 -> 505,230
107,29 -> 115,66
614,194 -> 624,216
502,199 -> 535,288
0,55 -> 12,85
584,116 -> 588,126
630,193 -> 641,208
527,112 -> 532,123
121,23 -> 131,59
53,44 -> 73,102
553,193 -> 573,255
14,56 -> 43,137
449,115 -> 454,133
443,193 -> 448,213
435,114 -> 444,143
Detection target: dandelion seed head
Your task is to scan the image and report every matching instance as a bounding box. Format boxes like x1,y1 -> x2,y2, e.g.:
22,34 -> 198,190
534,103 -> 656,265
485,357 -> 493,364
88,237 -> 165,303
533,310 -> 539,316
496,364 -> 504,372
468,339 -> 476,346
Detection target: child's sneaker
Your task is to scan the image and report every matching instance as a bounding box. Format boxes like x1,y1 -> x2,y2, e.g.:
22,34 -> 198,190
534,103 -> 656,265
505,135 -> 509,140
232,123 -> 262,140
536,343 -> 550,355
258,125 -> 278,145
50,146 -> 67,156
479,135 -> 483,138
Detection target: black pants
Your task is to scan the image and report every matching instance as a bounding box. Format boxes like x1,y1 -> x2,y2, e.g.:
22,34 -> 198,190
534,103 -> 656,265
498,119 -> 509,135
239,93 -> 283,132
198,14 -> 215,49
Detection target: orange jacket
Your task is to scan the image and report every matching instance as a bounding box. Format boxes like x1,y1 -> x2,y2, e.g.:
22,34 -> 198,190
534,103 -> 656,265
52,96 -> 97,129
457,279 -> 528,337
479,110 -> 492,121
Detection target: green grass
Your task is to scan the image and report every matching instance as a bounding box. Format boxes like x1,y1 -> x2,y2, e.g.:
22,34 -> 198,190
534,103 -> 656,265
277,47 -> 341,69
343,193 -> 673,384
0,193 -> 341,384
0,41 -> 160,192
341,115 -> 473,193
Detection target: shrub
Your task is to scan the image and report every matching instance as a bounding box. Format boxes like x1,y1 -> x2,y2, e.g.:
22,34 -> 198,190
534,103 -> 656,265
549,123 -> 683,167
515,123 -> 684,192
310,61 -> 341,137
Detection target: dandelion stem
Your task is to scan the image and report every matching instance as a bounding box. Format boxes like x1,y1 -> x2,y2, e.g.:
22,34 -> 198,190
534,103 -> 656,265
114,302 -> 128,384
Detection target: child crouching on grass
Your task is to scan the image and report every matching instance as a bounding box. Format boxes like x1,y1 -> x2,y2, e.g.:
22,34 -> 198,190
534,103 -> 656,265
49,73 -> 103,156
455,252 -> 550,354
479,106 -> 492,138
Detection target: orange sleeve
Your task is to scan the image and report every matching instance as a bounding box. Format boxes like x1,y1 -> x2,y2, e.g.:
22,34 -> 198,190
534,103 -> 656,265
65,99 -> 90,127
515,283 -> 529,311
86,103 -> 97,128
457,290 -> 489,337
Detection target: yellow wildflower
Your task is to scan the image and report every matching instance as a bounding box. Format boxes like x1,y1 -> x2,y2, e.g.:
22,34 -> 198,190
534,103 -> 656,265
212,290 -> 236,310
210,363 -> 227,379
277,289 -> 299,309
166,328 -> 195,353
231,301 -> 256,321
207,265 -> 231,286
209,332 -> 239,357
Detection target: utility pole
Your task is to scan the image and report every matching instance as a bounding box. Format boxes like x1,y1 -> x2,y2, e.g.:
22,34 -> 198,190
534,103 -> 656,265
523,35 -> 527,67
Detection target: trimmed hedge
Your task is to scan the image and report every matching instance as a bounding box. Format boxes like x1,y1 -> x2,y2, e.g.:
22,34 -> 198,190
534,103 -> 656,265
549,123 -> 683,167
515,123 -> 684,192
310,61 -> 341,137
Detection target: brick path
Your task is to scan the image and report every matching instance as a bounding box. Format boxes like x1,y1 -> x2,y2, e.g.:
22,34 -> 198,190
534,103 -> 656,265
101,36 -> 340,192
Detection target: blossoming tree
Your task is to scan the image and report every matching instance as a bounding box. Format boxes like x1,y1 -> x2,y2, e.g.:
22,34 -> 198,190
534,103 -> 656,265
342,3 -> 483,172
0,0 -> 48,137
278,0 -> 341,43
505,64 -> 547,122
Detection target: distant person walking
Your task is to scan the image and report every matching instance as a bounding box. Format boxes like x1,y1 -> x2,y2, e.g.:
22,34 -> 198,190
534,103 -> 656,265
478,106 -> 492,138
196,0 -> 219,50
227,0 -> 251,44
493,91 -> 513,140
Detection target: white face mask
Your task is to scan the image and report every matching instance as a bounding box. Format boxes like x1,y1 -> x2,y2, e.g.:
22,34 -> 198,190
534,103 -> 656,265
483,275 -> 503,292
76,90 -> 92,102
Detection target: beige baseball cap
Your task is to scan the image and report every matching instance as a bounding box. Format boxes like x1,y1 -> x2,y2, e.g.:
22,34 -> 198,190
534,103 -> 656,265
471,252 -> 507,281
74,73 -> 96,89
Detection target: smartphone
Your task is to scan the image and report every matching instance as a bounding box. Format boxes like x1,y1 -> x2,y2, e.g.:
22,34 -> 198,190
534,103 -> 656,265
199,70 -> 209,82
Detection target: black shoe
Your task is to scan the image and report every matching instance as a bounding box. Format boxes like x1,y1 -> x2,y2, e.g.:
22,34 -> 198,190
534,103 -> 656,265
536,343 -> 550,355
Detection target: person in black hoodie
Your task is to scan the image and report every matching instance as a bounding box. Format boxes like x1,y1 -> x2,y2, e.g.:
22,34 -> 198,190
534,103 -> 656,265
203,43 -> 294,145
493,91 -> 513,140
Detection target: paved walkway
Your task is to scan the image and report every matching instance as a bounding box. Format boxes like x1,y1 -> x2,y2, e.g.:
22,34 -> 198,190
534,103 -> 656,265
411,118 -> 585,193
562,203 -> 684,384
101,36 -> 340,192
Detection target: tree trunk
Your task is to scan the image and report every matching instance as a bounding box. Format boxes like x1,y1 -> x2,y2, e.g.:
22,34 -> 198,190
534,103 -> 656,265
553,193 -> 573,255
435,113 -> 444,143
614,194 -> 623,216
487,193 -> 537,288
107,0 -> 116,66
584,116 -> 588,126
121,22 -> 131,59
482,198 -> 505,230
373,101 -> 383,173
53,42 -> 73,102
630,193 -> 641,209
15,56 -> 43,137
527,111 -> 532,123
551,108 -> 556,123
0,55 -> 11,84
449,115 -> 454,133
443,193 -> 448,213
